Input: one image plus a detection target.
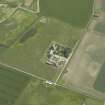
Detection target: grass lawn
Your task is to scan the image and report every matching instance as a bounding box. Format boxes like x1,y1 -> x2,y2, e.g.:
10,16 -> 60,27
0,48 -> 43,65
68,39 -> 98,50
14,79 -> 104,105
0,17 -> 82,81
0,64 -> 30,105
40,0 -> 94,27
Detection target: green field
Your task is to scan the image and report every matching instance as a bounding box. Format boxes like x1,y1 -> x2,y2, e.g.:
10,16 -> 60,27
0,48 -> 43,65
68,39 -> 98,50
0,65 -> 30,105
0,17 -> 82,80
0,0 -> 94,81
0,8 -> 37,47
40,0 -> 94,27
14,79 -> 103,105
15,79 -> 83,105
0,1 -> 104,105
0,65 -> 103,105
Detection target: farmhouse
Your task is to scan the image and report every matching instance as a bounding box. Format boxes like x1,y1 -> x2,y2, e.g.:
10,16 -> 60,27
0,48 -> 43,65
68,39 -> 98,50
46,43 -> 70,67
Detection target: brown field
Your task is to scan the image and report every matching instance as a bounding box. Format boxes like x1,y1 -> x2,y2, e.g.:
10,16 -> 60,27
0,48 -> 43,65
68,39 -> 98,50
60,31 -> 105,100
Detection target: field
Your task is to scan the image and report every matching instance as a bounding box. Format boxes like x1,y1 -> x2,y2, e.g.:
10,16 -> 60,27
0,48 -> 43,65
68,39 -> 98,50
94,21 -> 105,34
0,8 -> 37,47
0,64 -> 103,105
85,98 -> 104,105
102,0 -> 105,12
0,16 -> 82,81
0,0 -> 104,105
0,3 -> 16,22
95,0 -> 105,12
94,63 -> 105,93
0,64 -> 30,105
58,32 -> 105,100
40,0 -> 94,27
0,0 -> 94,81
0,0 -> 23,4
14,78 -> 103,105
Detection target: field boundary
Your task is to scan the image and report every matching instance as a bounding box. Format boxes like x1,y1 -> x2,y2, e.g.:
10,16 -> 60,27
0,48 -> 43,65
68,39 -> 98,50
18,6 -> 38,14
92,0 -> 96,15
0,61 -> 104,101
10,15 -> 41,47
55,40 -> 80,83
0,62 -> 47,81
0,1 -> 39,22
0,0 -> 100,100
0,6 -> 18,24
55,12 -> 95,83
18,0 -> 40,14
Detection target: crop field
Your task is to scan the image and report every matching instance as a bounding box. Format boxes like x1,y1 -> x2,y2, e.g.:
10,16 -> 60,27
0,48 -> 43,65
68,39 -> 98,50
14,79 -> 103,105
0,8 -> 37,47
58,32 -> 105,100
0,64 -> 30,105
40,0 -> 94,27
